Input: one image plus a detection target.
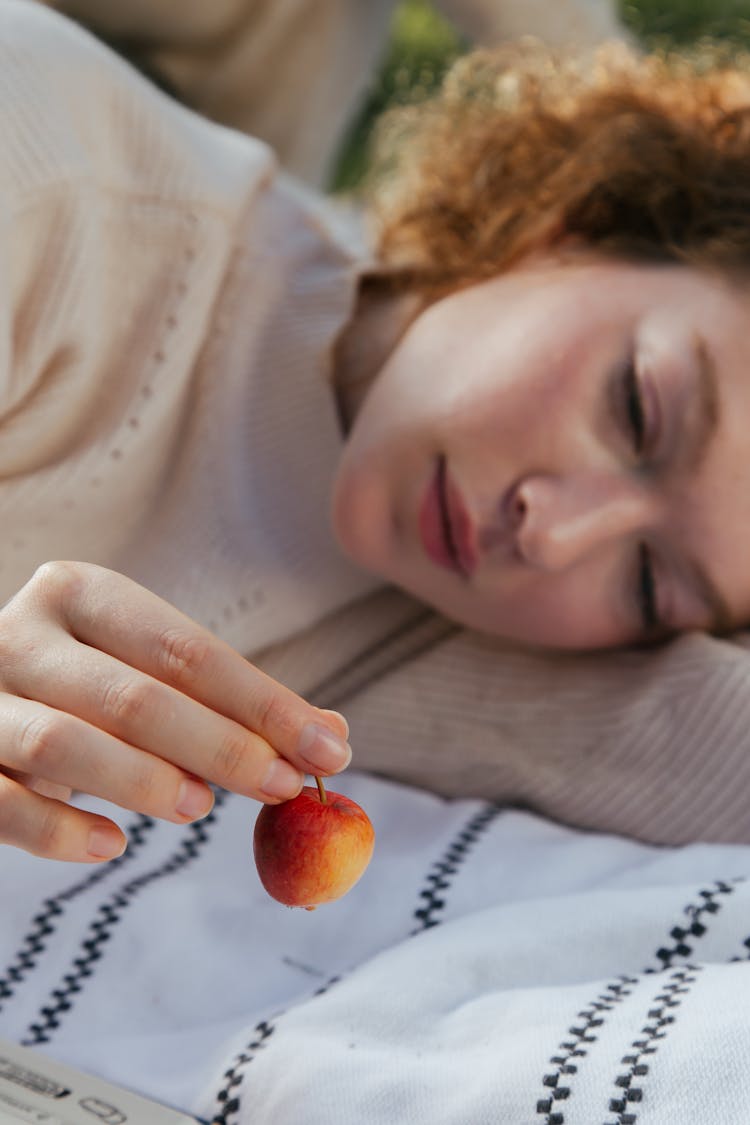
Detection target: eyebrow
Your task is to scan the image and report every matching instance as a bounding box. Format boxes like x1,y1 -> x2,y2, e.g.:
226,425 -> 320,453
683,335 -> 720,473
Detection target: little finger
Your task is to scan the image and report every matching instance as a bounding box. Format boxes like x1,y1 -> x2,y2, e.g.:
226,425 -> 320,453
0,772 -> 126,862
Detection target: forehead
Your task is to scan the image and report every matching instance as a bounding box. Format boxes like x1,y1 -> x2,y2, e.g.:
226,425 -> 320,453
447,255 -> 739,342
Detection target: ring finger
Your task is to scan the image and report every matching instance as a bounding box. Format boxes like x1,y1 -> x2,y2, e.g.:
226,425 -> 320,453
0,692 -> 215,824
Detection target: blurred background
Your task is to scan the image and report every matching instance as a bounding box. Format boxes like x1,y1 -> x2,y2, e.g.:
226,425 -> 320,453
332,0 -> 750,191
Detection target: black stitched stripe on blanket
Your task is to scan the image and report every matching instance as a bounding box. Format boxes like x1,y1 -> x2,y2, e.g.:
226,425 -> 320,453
0,814 -> 154,1016
412,802 -> 503,933
602,965 -> 704,1125
20,790 -> 227,1045
212,1018 -> 276,1125
536,977 -> 640,1125
211,974 -> 342,1125
646,880 -> 738,974
211,805 -> 507,1124
535,879 -> 738,1125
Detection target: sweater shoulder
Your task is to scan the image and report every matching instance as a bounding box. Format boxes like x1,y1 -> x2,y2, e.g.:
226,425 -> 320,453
0,1 -> 276,212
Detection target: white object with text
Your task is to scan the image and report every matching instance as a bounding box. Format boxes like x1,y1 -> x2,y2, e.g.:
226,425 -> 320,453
0,1040 -> 200,1125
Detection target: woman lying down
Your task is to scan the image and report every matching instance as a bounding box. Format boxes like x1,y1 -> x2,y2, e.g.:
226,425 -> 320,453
2,3 -> 750,1123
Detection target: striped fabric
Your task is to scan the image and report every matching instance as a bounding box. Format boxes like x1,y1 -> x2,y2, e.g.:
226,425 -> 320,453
1,774 -> 750,1123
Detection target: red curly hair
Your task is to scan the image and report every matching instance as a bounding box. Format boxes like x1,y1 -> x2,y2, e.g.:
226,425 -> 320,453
367,42 -> 750,298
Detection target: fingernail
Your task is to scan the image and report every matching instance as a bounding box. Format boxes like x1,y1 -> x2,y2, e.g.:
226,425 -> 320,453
298,722 -> 352,773
318,709 -> 350,739
176,778 -> 214,820
88,826 -> 126,860
261,759 -> 303,800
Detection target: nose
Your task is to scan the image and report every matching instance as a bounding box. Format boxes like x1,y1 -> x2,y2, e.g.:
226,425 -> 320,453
511,472 -> 656,572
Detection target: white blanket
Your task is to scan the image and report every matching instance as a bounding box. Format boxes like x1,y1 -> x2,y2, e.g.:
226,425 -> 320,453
1,773 -> 749,1124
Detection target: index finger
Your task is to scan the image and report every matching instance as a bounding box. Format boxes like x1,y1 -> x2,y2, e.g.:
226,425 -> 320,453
33,562 -> 352,778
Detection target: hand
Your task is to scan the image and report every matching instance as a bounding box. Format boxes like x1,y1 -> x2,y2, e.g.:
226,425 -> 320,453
0,562 -> 351,863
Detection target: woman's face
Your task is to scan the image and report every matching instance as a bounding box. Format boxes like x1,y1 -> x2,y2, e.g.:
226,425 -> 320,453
331,254 -> 750,649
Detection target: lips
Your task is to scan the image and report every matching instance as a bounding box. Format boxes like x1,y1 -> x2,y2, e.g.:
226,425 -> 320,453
418,456 -> 477,578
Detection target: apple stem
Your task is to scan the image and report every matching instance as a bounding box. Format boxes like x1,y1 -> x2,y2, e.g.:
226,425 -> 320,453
315,776 -> 328,805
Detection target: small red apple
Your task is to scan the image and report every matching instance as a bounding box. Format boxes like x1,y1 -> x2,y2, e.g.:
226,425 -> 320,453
253,777 -> 375,910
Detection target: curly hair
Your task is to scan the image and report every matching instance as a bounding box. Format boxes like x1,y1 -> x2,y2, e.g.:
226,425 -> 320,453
367,41 -> 750,299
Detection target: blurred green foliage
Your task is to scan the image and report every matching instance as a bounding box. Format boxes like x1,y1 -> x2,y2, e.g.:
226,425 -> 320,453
331,3 -> 463,191
331,0 -> 750,191
622,0 -> 750,45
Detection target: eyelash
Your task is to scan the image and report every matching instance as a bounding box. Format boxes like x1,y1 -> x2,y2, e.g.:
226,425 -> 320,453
621,362 -> 661,634
623,361 -> 646,454
637,542 -> 660,635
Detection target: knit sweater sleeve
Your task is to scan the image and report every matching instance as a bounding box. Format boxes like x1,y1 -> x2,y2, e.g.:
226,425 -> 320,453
338,624 -> 750,846
252,586 -> 750,847
0,1 -> 286,602
0,0 -> 274,437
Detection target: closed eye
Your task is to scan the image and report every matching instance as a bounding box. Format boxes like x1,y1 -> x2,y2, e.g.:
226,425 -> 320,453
623,360 -> 646,454
636,542 -> 662,637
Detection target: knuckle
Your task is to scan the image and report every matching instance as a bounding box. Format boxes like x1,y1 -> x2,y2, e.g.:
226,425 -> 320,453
34,800 -> 67,857
0,570 -> 70,686
18,712 -> 68,773
155,628 -> 212,686
28,560 -> 87,611
128,756 -> 160,810
253,691 -> 295,741
0,773 -> 18,823
211,729 -> 254,789
101,676 -> 156,729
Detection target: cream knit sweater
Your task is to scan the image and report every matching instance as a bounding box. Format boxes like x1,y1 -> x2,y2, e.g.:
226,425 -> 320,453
0,0 -> 378,654
4,1 -> 750,849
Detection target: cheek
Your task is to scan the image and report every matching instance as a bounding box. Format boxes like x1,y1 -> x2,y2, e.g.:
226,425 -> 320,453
685,445 -> 750,630
459,327 -> 595,450
331,400 -> 423,579
330,443 -> 389,571
439,562 -> 626,649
